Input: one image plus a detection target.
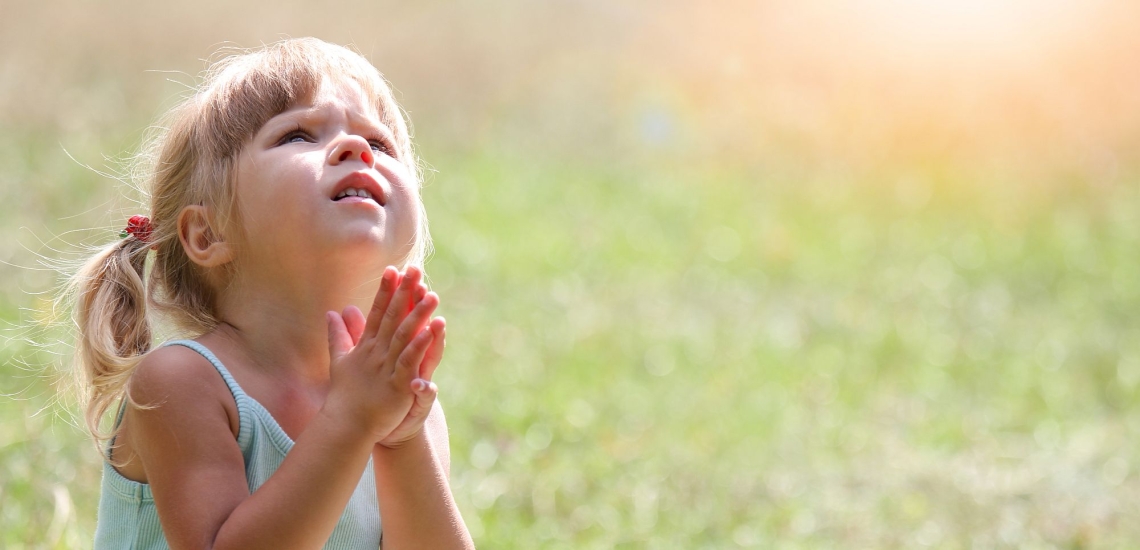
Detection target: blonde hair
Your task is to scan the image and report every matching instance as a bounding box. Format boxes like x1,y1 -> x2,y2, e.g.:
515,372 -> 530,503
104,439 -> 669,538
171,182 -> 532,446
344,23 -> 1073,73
64,37 -> 430,446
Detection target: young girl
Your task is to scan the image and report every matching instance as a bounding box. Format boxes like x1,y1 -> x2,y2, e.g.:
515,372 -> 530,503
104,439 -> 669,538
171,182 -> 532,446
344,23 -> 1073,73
68,38 -> 474,549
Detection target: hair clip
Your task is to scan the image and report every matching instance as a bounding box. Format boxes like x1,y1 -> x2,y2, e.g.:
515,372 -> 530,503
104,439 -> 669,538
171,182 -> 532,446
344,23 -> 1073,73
120,215 -> 154,242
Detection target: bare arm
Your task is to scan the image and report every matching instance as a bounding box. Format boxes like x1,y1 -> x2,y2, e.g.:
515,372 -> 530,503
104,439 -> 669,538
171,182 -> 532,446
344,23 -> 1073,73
373,401 -> 472,550
353,283 -> 472,549
130,347 -> 378,550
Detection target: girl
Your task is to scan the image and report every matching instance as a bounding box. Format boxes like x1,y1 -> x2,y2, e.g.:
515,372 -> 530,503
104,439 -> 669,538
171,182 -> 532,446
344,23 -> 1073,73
68,38 -> 474,549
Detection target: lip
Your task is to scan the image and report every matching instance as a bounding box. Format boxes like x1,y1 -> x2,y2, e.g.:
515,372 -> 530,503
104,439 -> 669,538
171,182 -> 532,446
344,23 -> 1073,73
330,171 -> 387,206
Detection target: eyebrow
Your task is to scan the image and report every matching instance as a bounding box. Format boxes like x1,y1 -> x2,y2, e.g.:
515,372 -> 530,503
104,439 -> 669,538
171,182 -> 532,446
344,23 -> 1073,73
261,102 -> 395,142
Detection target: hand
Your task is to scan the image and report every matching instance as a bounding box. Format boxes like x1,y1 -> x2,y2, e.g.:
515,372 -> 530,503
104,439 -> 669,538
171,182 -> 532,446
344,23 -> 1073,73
377,315 -> 445,448
340,276 -> 448,449
324,265 -> 442,443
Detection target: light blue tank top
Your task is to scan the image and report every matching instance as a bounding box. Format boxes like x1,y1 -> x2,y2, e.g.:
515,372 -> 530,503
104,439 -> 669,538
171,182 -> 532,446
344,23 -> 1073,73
93,339 -> 382,549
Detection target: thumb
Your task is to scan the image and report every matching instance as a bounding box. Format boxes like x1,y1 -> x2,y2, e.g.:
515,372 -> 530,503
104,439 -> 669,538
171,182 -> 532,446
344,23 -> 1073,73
326,311 -> 353,363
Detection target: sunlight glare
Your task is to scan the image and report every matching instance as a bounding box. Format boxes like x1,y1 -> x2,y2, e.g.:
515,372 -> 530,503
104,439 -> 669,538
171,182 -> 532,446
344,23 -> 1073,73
853,0 -> 1090,62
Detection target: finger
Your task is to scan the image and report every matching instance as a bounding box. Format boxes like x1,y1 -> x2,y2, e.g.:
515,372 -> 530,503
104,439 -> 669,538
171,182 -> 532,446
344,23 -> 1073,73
413,282 -> 428,306
394,327 -> 435,387
407,379 -> 438,418
377,266 -> 422,344
342,305 -> 366,346
363,267 -> 399,337
386,292 -> 438,367
418,317 -> 446,381
326,311 -> 353,363
379,380 -> 439,447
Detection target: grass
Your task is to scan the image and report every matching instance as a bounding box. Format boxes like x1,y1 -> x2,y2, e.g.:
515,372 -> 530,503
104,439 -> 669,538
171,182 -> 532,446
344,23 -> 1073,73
3,2 -> 1140,548
425,152 -> 1140,548
4,134 -> 1140,550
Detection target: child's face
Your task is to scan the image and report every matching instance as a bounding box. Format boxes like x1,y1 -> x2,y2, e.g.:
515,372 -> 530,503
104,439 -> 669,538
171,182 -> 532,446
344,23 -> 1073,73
231,76 -> 419,282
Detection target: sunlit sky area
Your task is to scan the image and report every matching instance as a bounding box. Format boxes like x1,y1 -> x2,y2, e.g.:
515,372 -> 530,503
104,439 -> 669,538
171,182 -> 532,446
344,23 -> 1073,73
2,0 -> 1135,187
626,0 -> 1139,181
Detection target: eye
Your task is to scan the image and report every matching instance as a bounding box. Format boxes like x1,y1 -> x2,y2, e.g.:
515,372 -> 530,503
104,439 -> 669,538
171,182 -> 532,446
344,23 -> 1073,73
277,126 -> 315,146
368,138 -> 396,158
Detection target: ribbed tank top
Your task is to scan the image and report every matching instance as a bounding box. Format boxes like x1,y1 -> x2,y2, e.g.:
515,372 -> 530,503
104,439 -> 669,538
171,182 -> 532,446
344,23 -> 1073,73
93,339 -> 382,549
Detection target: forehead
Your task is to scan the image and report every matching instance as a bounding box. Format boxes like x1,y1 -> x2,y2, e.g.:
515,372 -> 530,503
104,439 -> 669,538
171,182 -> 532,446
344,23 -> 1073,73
275,76 -> 383,123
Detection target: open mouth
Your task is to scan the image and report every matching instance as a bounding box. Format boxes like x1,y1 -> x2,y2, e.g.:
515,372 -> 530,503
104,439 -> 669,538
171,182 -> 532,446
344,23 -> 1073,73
331,171 -> 387,206
334,188 -> 375,201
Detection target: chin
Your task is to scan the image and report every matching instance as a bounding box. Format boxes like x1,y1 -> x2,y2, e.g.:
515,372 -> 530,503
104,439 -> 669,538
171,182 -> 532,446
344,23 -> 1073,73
338,227 -> 412,268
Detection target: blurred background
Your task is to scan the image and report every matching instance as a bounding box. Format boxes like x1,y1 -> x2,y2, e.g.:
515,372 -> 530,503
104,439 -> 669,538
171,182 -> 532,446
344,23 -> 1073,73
2,0 -> 1139,547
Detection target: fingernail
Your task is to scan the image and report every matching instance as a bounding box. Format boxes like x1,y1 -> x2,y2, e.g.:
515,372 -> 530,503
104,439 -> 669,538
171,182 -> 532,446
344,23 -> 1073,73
412,379 -> 427,392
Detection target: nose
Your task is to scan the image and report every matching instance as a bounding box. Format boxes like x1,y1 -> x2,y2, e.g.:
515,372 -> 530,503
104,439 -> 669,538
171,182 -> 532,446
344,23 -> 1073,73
329,134 -> 374,166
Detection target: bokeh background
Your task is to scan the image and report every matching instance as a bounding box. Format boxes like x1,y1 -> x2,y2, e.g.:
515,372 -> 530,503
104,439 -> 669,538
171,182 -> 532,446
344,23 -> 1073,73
3,0 -> 1140,547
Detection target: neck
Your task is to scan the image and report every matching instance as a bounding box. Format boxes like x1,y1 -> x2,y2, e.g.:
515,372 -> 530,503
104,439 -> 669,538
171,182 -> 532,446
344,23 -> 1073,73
209,263 -> 383,383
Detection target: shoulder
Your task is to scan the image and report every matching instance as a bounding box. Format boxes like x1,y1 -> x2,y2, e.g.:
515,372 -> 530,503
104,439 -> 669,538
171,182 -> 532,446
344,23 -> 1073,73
121,343 -> 253,547
128,342 -> 239,437
130,343 -> 224,402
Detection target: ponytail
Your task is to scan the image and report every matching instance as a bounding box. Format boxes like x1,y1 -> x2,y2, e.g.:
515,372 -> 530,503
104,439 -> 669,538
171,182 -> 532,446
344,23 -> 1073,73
68,234 -> 152,444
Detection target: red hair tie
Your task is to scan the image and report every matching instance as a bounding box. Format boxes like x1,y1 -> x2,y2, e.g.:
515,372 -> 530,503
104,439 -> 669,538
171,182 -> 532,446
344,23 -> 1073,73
120,215 -> 154,243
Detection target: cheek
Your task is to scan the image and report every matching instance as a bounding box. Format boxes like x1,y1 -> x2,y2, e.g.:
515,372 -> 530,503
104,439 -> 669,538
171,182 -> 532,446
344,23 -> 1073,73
389,186 -> 423,254
237,161 -> 317,216
232,187 -> 316,259
237,185 -> 297,231
385,164 -> 421,227
394,186 -> 421,225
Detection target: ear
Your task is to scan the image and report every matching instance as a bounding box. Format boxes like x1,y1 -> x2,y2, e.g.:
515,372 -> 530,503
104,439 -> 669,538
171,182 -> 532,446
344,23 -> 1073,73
177,205 -> 234,268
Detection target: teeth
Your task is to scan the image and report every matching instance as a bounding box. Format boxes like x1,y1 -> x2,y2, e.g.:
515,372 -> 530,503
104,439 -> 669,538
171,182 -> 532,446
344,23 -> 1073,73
335,188 -> 374,200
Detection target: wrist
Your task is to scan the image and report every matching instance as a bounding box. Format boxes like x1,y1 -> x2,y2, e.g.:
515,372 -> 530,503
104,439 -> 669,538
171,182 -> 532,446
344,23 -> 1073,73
315,403 -> 380,450
374,428 -> 428,452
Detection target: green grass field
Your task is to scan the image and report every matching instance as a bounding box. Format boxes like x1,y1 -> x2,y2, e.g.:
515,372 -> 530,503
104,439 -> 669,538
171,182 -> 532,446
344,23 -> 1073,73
3,2 -> 1140,548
